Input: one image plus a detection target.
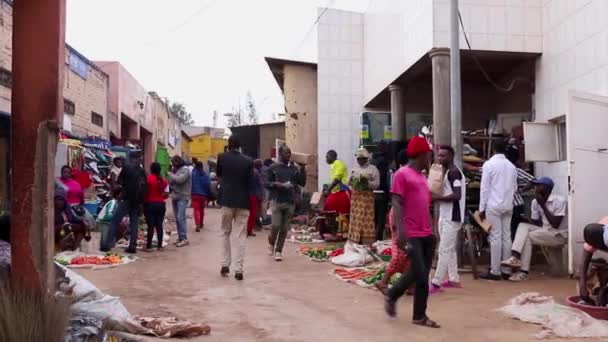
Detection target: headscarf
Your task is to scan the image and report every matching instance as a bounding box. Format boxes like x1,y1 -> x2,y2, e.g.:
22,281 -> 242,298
354,147 -> 370,159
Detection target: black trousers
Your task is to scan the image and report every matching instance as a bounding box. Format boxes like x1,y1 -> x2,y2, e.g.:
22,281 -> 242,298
511,205 -> 524,241
388,236 -> 436,320
144,202 -> 166,249
374,192 -> 389,241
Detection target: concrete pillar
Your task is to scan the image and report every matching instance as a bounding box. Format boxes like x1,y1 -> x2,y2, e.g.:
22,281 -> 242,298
388,84 -> 405,141
429,48 -> 451,146
11,0 -> 65,290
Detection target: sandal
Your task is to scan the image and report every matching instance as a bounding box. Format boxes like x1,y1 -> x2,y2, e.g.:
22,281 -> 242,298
412,316 -> 440,329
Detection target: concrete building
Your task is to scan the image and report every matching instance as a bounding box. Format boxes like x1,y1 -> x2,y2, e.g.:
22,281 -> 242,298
63,45 -> 109,137
316,0 -> 608,272
230,122 -> 286,160
0,0 -> 111,206
265,57 -> 319,192
0,1 -> 109,138
183,125 -> 227,163
96,61 -> 155,166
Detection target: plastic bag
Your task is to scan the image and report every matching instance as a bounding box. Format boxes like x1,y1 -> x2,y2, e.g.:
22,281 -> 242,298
60,264 -> 151,335
331,241 -> 374,267
427,163 -> 444,197
498,292 -> 608,339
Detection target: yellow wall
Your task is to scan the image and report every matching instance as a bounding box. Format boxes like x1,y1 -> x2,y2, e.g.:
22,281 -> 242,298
181,135 -> 191,159
188,134 -> 226,161
211,138 -> 227,158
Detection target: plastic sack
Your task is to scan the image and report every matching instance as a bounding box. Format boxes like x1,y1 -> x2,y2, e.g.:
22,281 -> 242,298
498,292 -> 608,339
427,163 -> 444,197
60,264 -> 151,336
331,241 -> 374,267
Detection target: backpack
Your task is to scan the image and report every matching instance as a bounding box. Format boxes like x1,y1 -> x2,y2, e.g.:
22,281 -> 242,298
133,168 -> 148,204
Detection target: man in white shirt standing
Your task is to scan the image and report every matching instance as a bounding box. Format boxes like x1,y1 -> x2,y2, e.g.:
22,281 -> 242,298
501,177 -> 567,281
479,141 -> 518,280
430,145 -> 466,291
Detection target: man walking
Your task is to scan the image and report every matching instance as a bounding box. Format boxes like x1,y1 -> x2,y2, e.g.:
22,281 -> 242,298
384,136 -> 440,329
169,156 -> 192,247
217,136 -> 253,280
479,140 -> 518,280
430,145 -> 466,291
102,152 -> 147,254
266,145 -> 306,261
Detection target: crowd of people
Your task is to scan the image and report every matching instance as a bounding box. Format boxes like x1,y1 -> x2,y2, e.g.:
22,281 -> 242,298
317,135 -> 576,328
47,130 -> 605,329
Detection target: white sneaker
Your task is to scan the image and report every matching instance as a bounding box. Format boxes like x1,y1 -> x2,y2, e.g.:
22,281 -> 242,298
509,272 -> 528,282
268,245 -> 275,256
275,252 -> 283,262
501,256 -> 522,268
176,239 -> 189,247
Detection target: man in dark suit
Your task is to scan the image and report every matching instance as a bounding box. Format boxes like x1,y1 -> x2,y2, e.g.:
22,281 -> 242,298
217,136 -> 253,281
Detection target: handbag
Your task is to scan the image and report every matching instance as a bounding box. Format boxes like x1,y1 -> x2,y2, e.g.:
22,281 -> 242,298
427,163 -> 444,197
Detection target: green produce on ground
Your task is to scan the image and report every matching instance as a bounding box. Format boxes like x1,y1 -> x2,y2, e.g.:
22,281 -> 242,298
389,272 -> 402,285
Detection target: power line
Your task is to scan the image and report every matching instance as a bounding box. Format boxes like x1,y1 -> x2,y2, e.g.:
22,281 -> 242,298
457,10 -> 532,93
143,0 -> 221,46
292,0 -> 336,58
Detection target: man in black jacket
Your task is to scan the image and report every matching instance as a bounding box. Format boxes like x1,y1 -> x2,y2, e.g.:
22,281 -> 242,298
102,152 -> 146,254
217,136 -> 254,281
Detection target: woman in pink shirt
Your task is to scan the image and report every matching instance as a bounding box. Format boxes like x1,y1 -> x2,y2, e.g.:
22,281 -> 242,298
383,136 -> 440,329
57,165 -> 84,205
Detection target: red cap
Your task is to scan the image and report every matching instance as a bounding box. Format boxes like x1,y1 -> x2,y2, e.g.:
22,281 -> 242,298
407,136 -> 431,158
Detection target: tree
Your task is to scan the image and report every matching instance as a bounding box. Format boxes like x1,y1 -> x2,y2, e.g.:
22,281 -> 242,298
225,107 -> 243,127
170,102 -> 194,126
245,91 -> 258,125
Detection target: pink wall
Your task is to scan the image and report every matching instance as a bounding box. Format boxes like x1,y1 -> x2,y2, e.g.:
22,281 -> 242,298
95,61 -> 153,137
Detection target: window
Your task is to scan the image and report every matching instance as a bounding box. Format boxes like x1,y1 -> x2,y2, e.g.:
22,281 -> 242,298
522,116 -> 567,162
0,68 -> 11,89
552,116 -> 567,161
91,112 -> 103,127
64,99 -> 75,115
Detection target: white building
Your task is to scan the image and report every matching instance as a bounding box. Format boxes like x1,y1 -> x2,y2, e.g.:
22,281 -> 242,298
316,0 -> 608,273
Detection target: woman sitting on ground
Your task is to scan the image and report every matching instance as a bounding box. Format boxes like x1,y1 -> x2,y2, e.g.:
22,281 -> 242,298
54,188 -> 88,251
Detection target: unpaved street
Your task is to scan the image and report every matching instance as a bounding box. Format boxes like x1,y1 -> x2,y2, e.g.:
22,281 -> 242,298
79,208 -> 584,342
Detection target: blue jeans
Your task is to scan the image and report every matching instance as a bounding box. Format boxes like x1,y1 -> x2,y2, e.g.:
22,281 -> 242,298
101,200 -> 139,251
172,198 -> 188,241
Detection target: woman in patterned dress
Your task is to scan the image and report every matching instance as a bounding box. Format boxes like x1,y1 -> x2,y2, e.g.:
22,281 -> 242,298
347,148 -> 380,245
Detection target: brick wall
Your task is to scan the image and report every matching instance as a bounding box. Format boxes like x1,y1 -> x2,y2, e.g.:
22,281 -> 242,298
63,48 -> 109,137
0,1 -> 12,114
0,1 -> 109,138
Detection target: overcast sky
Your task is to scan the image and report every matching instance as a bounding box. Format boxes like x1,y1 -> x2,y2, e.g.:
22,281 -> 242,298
66,0 -> 369,128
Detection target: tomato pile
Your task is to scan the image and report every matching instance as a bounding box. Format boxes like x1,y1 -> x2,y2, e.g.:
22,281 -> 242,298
70,255 -> 122,265
334,268 -> 378,281
328,248 -> 344,257
380,248 -> 392,256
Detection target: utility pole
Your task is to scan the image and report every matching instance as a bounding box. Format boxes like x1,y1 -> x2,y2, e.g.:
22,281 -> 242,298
212,110 -> 218,127
450,0 -> 463,168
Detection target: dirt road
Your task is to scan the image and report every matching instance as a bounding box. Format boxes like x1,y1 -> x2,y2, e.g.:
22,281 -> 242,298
79,208 -> 584,342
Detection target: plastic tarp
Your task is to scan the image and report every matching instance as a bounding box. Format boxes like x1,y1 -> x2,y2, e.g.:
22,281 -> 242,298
499,292 -> 608,339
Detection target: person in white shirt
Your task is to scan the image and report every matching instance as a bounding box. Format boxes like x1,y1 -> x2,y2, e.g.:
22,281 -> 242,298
501,177 -> 567,281
430,145 -> 466,292
479,140 -> 518,280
